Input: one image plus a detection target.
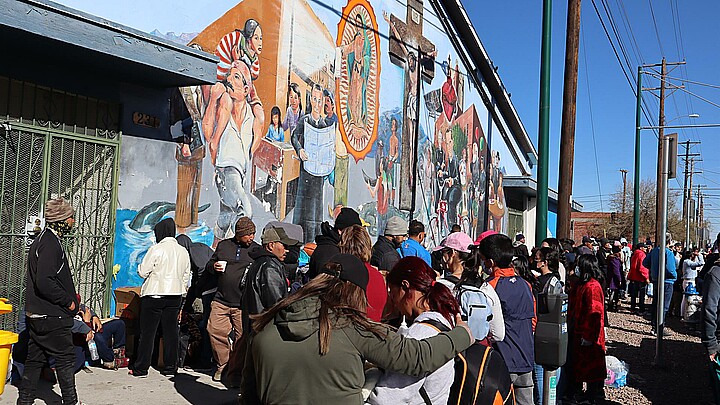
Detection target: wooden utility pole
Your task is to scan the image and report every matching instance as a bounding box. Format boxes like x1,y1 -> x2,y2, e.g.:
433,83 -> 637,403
557,0 -> 582,239
620,169 -> 628,213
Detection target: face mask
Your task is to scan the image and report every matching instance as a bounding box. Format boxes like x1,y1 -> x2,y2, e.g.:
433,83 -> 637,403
47,220 -> 74,238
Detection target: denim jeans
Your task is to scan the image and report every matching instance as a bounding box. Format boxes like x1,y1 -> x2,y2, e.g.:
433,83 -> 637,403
214,166 -> 252,240
533,363 -> 562,405
629,281 -> 648,311
93,319 -> 126,362
651,282 -> 674,327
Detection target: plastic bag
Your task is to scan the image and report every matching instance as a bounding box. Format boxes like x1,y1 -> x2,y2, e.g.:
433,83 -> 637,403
605,355 -> 628,388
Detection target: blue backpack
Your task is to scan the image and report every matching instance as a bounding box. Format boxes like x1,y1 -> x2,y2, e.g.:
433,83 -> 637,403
456,284 -> 493,341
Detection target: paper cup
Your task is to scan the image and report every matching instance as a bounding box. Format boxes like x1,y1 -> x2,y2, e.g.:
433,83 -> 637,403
217,261 -> 227,272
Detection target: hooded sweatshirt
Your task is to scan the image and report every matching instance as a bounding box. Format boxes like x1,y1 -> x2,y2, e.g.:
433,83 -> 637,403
240,296 -> 472,405
307,222 -> 340,279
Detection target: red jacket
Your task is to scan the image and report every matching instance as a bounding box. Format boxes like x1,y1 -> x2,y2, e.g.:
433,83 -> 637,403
628,249 -> 649,283
569,278 -> 606,382
364,263 -> 387,322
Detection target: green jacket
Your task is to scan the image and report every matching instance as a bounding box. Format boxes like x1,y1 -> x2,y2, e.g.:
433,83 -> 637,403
240,296 -> 472,405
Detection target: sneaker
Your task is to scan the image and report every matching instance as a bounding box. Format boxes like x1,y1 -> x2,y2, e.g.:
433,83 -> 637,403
128,369 -> 148,378
102,361 -> 117,370
213,369 -> 223,382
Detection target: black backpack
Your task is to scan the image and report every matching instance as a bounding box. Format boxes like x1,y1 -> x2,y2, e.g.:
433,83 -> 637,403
420,319 -> 515,405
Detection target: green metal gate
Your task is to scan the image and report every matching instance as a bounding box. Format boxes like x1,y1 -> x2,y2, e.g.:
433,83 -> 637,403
0,76 -> 121,330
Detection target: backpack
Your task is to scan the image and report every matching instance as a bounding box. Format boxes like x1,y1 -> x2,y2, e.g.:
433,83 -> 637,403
456,284 -> 493,341
420,319 -> 515,405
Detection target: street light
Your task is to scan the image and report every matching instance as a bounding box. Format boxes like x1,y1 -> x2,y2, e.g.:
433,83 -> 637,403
665,113 -> 699,124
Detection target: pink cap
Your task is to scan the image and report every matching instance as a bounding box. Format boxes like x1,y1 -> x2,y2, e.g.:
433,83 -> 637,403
433,232 -> 474,253
474,230 -> 498,245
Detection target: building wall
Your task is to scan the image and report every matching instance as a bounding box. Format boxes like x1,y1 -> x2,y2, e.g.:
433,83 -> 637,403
111,0 -> 528,291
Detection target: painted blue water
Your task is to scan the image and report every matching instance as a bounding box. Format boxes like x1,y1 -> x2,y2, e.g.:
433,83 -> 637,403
110,209 -> 213,314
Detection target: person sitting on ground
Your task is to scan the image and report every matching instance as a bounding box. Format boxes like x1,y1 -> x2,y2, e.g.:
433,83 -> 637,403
241,226 -> 298,335
338,225 -> 387,322
368,257 -> 460,404
398,220 -> 431,266
75,295 -> 126,370
239,254 -> 473,404
370,216 -> 407,272
308,207 -> 362,279
567,254 -> 606,405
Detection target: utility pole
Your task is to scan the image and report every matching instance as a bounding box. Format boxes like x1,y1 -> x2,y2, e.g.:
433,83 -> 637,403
620,169 -> 628,214
535,0 -> 552,248
654,57 -> 668,367
633,67 -> 643,247
557,0 -> 582,240
681,142 -> 701,248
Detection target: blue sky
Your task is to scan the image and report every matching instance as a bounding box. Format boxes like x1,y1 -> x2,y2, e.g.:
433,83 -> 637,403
465,0 -> 720,237
58,0 -> 720,237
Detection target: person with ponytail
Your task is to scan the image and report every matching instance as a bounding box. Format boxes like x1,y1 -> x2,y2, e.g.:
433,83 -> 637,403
240,254 -> 473,405
368,256 -> 461,404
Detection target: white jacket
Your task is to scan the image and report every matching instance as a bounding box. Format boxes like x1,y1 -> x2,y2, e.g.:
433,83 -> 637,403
138,237 -> 191,297
368,311 -> 455,405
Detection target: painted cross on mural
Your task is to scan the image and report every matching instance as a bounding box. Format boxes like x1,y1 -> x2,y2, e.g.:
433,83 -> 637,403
384,0 -> 436,211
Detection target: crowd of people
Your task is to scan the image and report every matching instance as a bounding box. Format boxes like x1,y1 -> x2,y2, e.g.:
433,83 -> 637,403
18,197 -> 720,405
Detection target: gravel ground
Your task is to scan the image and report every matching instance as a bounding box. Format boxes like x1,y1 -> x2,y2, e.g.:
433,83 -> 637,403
603,302 -> 713,405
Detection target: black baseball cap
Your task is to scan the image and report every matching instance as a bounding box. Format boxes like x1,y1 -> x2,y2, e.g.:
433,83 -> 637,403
322,254 -> 369,292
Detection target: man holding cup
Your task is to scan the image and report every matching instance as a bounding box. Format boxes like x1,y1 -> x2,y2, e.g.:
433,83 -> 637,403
206,217 -> 259,381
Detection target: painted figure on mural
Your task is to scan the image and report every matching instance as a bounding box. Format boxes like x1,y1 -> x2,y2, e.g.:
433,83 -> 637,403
469,133 -> 486,237
203,61 -> 255,247
338,13 -> 371,128
265,106 -> 284,142
387,117 -> 399,205
433,128 -> 447,214
291,84 -> 340,243
488,150 -> 506,232
282,83 -> 304,135
441,127 -> 462,229
173,85 -> 205,230
364,139 -> 390,234
441,57 -> 458,123
215,19 -> 265,150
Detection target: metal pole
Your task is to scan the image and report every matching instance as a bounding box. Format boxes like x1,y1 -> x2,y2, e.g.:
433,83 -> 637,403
557,0 -> 582,240
536,0 -> 552,247
654,58 -> 668,366
654,135 -> 670,365
686,159 -> 695,248
633,66 -> 643,247
542,367 -> 558,405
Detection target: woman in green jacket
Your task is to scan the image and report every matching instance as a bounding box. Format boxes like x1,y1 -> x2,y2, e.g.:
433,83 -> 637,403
240,254 -> 473,405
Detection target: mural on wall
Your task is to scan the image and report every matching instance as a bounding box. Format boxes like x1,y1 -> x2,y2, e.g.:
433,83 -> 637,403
112,0 -> 516,293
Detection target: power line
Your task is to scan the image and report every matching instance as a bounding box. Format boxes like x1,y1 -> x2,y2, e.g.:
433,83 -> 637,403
647,0 -> 666,56
581,26 -> 605,213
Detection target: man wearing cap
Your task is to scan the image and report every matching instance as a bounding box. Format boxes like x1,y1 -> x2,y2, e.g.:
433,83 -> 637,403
643,232 -> 677,335
205,217 -> 259,381
308,207 -> 362,280
371,216 -> 407,272
513,233 -> 529,258
398,220 -> 431,265
578,236 -> 594,255
242,226 -> 298,334
20,198 -> 81,405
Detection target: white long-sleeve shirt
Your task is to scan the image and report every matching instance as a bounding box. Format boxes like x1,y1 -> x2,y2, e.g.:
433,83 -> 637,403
683,256 -> 705,280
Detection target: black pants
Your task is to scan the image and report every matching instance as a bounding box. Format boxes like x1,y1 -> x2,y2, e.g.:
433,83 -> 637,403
133,296 -> 181,374
18,316 -> 77,405
629,281 -> 647,311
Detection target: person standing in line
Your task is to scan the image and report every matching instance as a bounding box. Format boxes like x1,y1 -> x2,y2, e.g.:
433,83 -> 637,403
307,207 -> 362,280
370,216 -> 407,272
628,242 -> 650,314
338,225 -> 387,322
643,232 -> 677,336
129,218 -> 190,378
398,220 -> 431,266
18,198 -> 82,405
205,217 -> 258,381
241,226 -> 298,335
578,236 -> 594,256
513,233 -> 530,258
681,247 -> 704,317
606,246 -> 623,311
479,234 -> 536,405
567,254 -> 607,405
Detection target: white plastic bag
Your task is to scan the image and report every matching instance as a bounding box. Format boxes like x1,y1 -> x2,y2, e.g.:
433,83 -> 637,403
605,355 -> 628,388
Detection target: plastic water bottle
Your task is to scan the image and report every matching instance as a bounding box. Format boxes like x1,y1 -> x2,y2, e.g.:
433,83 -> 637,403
398,315 -> 410,336
88,339 -> 99,361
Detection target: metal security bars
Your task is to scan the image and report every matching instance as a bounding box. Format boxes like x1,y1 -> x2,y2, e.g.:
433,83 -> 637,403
0,76 -> 120,330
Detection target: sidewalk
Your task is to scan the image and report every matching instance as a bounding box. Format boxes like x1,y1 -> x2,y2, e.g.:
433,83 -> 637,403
0,367 -> 239,405
604,308 -> 712,404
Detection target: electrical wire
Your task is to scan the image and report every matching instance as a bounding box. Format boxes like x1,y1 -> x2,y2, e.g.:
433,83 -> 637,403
581,26 -> 605,213
647,0 -> 666,56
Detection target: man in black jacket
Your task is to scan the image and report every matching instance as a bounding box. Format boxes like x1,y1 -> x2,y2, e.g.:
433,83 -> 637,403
19,198 -> 81,405
307,207 -> 362,279
370,216 -> 407,271
205,217 -> 259,381
242,226 -> 298,334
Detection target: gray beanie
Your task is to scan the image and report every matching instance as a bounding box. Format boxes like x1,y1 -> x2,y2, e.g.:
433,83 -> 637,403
384,216 -> 408,236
